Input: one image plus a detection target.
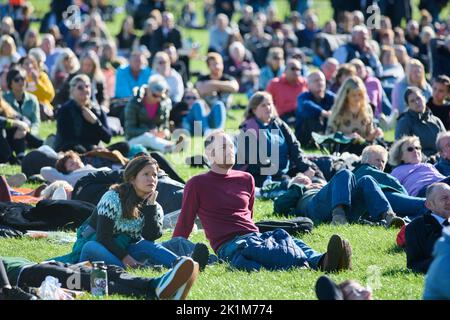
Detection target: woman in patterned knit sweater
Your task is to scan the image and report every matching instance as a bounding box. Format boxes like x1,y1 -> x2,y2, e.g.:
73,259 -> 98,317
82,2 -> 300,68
70,155 -> 179,268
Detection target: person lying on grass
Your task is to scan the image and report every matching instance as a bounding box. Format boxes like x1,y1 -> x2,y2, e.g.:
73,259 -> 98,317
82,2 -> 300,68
0,256 -> 199,300
52,155 -> 209,270
273,169 -> 405,227
173,130 -> 352,272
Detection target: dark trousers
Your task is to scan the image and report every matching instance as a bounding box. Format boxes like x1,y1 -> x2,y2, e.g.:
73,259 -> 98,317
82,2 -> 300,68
17,260 -> 158,299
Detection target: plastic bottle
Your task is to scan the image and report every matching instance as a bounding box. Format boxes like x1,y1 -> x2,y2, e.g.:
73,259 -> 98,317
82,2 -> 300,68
262,175 -> 273,188
90,262 -> 108,297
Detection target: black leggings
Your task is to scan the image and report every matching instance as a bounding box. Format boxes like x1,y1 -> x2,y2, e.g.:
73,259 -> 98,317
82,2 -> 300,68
0,128 -> 43,163
150,152 -> 185,184
17,260 -> 158,299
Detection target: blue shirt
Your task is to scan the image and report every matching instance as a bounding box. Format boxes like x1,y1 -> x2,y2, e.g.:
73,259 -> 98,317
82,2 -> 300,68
114,65 -> 151,99
295,90 -> 335,135
256,118 -> 289,174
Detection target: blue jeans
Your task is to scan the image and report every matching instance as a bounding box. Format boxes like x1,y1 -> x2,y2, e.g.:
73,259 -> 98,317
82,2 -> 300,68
217,232 -> 324,270
306,169 -> 392,223
384,191 -> 427,218
79,239 -> 178,268
182,101 -> 226,136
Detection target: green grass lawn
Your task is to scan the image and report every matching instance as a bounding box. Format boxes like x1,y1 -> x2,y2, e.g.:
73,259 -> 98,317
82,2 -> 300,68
0,0 -> 431,300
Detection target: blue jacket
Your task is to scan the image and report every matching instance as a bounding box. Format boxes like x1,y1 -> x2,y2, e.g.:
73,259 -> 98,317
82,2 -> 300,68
423,227 -> 450,300
295,90 -> 335,137
435,158 -> 450,177
229,229 -> 308,271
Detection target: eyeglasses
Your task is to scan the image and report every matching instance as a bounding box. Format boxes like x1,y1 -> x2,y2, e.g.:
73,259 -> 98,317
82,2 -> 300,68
406,146 -> 421,152
13,76 -> 25,82
158,60 -> 168,65
184,96 -> 197,100
272,56 -> 283,60
289,66 -> 301,71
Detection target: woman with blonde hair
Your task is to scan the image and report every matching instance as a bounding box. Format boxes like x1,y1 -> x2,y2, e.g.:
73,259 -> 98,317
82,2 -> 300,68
392,59 -> 432,114
389,136 -> 450,197
152,51 -> 184,103
51,48 -> 80,91
20,53 -> 55,119
18,28 -> 41,55
236,91 -> 324,187
0,35 -> 20,71
327,76 -> 383,145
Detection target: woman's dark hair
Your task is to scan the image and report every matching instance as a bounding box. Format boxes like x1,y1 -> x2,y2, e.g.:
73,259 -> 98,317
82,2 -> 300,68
403,86 -> 422,105
111,155 -> 159,219
6,67 -> 26,90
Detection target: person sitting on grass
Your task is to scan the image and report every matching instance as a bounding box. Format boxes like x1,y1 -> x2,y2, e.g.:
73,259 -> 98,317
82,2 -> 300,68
353,145 -> 428,218
0,256 -> 199,300
173,130 -> 353,272
405,182 -> 450,274
423,225 -> 450,300
53,155 -> 208,271
236,91 -> 325,188
273,169 -> 405,227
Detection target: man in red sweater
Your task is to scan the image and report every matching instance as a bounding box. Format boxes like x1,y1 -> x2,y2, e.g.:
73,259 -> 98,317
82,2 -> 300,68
266,58 -> 308,125
173,131 -> 352,272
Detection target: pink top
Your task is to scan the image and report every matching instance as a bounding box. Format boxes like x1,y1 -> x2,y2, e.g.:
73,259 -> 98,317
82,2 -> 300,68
144,99 -> 158,119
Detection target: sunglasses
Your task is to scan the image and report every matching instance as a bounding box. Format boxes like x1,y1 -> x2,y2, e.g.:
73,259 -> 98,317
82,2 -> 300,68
272,56 -> 283,60
76,84 -> 90,91
406,146 -> 421,152
13,76 -> 25,82
184,96 -> 197,100
289,66 -> 301,71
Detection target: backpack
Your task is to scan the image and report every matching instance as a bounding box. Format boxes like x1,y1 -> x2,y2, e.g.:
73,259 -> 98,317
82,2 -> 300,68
255,217 -> 314,235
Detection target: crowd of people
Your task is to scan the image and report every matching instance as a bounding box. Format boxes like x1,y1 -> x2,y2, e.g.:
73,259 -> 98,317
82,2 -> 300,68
0,0 -> 450,300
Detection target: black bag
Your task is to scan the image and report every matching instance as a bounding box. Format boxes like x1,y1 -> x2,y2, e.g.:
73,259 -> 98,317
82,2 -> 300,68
255,217 -> 314,235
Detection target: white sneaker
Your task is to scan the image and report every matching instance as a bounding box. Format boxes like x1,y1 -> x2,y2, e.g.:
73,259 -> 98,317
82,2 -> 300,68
52,187 -> 67,200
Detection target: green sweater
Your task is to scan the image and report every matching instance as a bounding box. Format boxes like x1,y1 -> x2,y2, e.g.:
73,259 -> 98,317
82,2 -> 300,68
1,257 -> 36,286
352,164 -> 407,194
3,91 -> 41,135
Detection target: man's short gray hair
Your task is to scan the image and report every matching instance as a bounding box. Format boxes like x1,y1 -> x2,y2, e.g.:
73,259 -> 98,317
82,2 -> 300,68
436,132 -> 450,152
361,145 -> 388,164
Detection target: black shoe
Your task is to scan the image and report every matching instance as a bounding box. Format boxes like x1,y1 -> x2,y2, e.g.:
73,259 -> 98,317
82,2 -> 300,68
315,275 -> 344,300
191,243 -> 209,272
2,287 -> 38,300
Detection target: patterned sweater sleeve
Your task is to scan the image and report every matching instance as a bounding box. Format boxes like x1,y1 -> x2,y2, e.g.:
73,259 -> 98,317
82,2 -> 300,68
95,190 -> 128,260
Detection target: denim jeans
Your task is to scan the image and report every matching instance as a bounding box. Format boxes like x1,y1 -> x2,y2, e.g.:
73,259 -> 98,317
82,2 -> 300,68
79,239 -> 178,268
182,101 -> 226,136
384,191 -> 427,218
306,169 -> 392,223
217,232 -> 324,270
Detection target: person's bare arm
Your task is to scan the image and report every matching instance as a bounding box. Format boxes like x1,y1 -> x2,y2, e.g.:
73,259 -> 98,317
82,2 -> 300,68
196,79 -> 239,96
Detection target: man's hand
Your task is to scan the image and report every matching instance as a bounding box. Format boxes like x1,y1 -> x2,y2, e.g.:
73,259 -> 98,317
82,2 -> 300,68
122,255 -> 142,268
13,128 -> 27,139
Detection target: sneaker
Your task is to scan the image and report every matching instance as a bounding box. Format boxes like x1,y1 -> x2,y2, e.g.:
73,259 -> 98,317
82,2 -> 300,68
191,243 -> 209,272
155,257 -> 198,300
6,173 -> 27,188
384,212 -> 405,228
1,286 -> 38,300
321,234 -> 352,273
331,207 -> 348,225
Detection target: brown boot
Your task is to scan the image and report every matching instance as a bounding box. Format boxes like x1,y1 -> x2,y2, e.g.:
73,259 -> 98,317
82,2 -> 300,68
320,234 -> 352,273
383,211 -> 405,228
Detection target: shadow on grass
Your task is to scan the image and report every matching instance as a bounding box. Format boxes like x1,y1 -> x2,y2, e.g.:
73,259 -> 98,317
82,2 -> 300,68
386,245 -> 406,255
382,267 -> 411,277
